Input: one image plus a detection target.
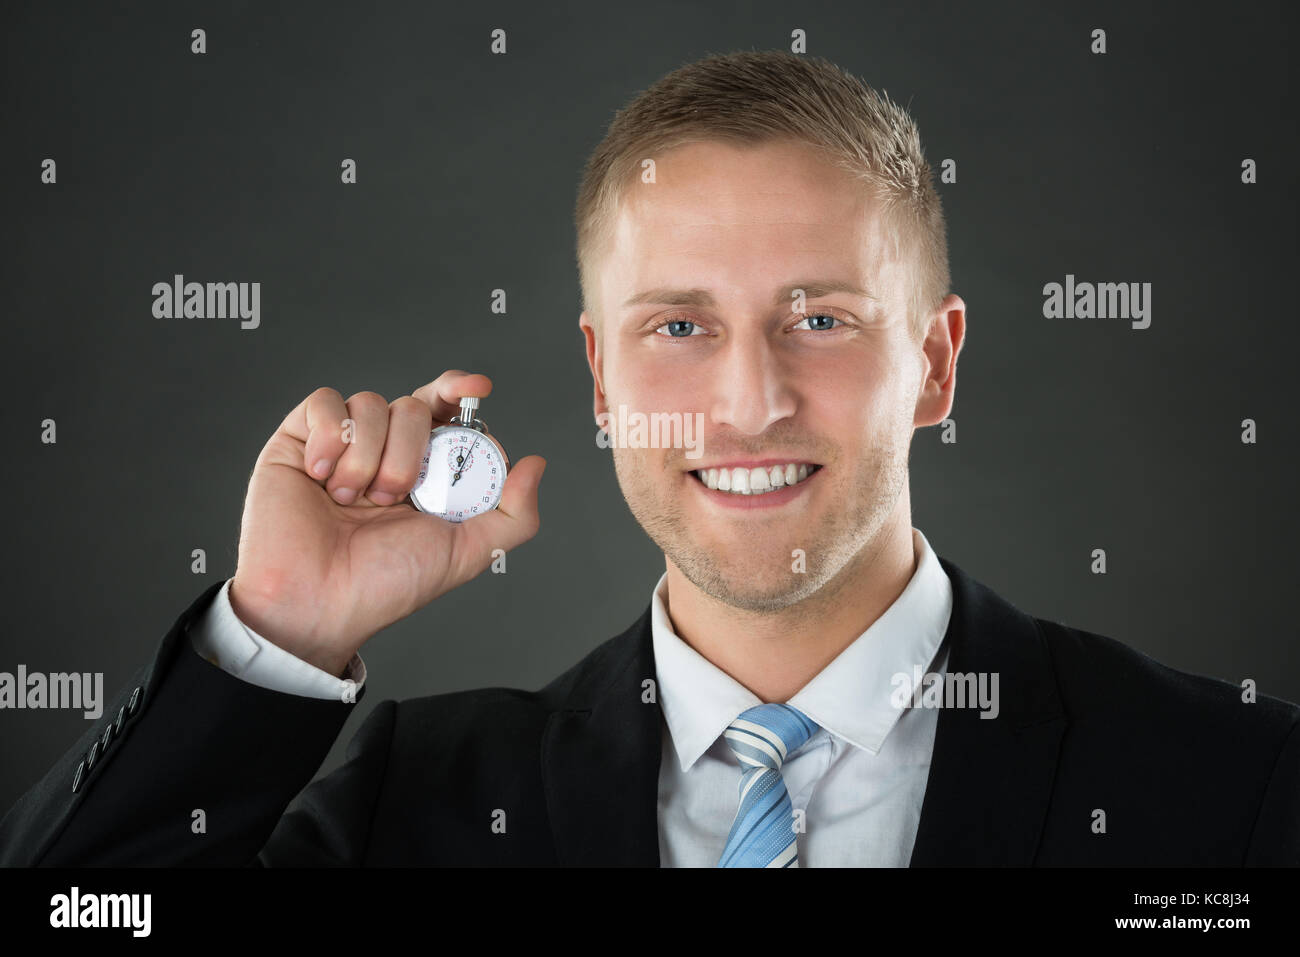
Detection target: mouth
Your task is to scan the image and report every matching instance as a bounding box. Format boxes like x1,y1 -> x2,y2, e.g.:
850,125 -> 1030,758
688,462 -> 823,508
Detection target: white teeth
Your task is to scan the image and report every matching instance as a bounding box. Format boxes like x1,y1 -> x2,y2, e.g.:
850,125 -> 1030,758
695,463 -> 818,496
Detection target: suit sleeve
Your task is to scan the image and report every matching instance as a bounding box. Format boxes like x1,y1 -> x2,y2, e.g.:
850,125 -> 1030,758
0,581 -> 392,867
1245,715 -> 1300,866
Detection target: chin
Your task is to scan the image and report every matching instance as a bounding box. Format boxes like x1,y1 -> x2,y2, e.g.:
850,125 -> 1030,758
676,551 -> 826,611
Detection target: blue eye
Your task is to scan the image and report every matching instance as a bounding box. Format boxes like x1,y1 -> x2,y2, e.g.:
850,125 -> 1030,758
652,313 -> 843,337
795,313 -> 838,331
655,319 -> 701,337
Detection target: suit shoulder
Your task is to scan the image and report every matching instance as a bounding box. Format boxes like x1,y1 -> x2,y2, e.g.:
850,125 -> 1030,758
381,685 -> 548,750
1033,615 -> 1299,737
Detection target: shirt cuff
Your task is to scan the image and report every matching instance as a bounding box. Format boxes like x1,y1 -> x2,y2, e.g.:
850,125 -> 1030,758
188,578 -> 367,702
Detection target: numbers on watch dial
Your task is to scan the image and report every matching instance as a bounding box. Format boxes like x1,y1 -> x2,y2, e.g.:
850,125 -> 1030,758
409,425 -> 507,522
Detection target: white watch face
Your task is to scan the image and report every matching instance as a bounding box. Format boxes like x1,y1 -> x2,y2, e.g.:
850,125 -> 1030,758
408,425 -> 506,522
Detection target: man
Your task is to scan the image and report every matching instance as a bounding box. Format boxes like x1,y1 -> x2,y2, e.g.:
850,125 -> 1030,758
2,51 -> 1296,867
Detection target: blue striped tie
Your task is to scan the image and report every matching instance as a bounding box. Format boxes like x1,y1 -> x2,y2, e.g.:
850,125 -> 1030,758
717,703 -> 820,868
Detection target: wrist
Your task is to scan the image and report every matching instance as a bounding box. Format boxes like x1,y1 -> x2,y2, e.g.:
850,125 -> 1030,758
228,576 -> 356,679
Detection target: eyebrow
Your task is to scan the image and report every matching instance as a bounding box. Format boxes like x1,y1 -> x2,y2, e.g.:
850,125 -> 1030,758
621,278 -> 880,309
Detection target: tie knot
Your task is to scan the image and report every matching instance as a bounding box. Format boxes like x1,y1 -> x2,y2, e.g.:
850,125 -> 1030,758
723,703 -> 819,772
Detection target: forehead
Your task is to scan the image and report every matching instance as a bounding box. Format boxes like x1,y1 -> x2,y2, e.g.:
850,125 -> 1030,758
603,139 -> 897,305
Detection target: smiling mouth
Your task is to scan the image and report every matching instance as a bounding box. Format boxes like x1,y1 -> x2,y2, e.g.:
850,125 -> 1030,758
690,463 -> 823,496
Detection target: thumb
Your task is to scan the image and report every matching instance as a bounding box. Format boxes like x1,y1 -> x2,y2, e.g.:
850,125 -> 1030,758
454,454 -> 547,563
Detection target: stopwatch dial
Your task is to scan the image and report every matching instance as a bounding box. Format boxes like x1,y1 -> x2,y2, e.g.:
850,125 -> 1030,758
446,445 -> 475,474
408,426 -> 507,522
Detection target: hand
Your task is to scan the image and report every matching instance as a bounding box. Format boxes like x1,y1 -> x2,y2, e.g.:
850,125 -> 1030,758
228,371 -> 546,676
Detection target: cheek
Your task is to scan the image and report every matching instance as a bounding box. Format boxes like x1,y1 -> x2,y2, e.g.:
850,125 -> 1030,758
608,349 -> 707,419
817,363 -> 913,450
816,353 -> 888,409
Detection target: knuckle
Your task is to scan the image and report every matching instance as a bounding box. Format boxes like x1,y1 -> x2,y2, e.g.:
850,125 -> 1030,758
309,418 -> 350,450
346,390 -> 388,413
389,395 -> 428,419
380,461 -> 421,493
329,458 -> 370,488
313,433 -> 347,456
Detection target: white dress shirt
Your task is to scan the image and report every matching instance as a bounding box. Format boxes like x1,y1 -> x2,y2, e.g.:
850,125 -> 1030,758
190,527 -> 952,866
653,526 -> 952,866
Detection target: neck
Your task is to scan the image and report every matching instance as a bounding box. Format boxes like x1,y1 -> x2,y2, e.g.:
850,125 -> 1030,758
661,509 -> 919,703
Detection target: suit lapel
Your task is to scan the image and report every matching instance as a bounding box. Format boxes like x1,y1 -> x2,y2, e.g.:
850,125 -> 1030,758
908,557 -> 1066,865
541,554 -> 1067,867
541,607 -> 662,865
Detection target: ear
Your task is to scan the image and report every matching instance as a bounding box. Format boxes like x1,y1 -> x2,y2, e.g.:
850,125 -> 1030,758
914,293 -> 966,429
579,310 -> 610,433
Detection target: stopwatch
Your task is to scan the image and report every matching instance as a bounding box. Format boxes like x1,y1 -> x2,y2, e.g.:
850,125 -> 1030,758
407,396 -> 510,522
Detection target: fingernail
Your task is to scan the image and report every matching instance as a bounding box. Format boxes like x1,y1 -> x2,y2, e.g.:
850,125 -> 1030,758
333,487 -> 356,504
312,458 -> 331,478
369,490 -> 396,506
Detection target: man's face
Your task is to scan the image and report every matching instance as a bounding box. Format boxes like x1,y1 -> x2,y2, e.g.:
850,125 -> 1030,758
581,138 -> 939,613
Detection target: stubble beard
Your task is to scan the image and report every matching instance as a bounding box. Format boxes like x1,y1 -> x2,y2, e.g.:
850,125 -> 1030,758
612,430 -> 911,617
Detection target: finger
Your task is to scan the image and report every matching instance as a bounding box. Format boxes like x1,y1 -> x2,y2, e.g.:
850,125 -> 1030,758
325,391 -> 391,505
449,454 -> 547,575
411,371 -> 493,423
365,396 -> 433,506
283,387 -> 352,481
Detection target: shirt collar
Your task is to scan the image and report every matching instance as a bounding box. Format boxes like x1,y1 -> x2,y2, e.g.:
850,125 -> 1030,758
651,526 -> 953,772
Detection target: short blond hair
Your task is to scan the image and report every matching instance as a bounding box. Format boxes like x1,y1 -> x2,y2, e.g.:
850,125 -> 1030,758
574,50 -> 950,341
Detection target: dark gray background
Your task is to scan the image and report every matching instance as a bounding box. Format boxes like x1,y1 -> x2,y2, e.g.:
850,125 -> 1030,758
2,0 -> 1295,814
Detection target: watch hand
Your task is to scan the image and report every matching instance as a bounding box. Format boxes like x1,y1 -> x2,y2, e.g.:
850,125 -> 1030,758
450,436 -> 483,487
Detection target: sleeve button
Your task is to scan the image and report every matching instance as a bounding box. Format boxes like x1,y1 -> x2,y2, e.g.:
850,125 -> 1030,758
85,740 -> 100,771
126,686 -> 143,717
72,760 -> 85,793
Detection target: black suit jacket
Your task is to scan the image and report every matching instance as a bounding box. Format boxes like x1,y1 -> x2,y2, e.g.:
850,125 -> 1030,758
2,556 -> 1297,866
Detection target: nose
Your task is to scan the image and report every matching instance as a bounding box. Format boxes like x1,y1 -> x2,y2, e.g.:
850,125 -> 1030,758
708,332 -> 798,436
